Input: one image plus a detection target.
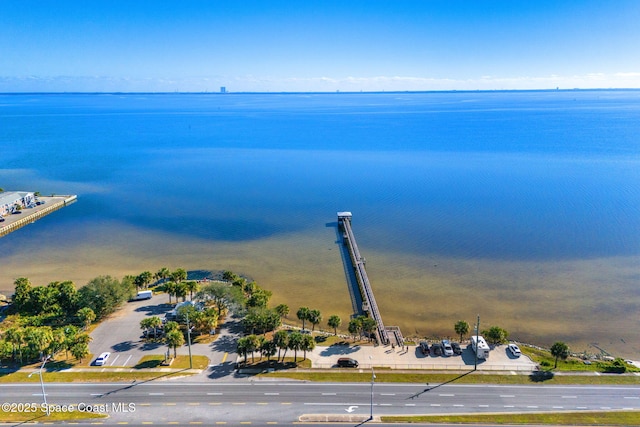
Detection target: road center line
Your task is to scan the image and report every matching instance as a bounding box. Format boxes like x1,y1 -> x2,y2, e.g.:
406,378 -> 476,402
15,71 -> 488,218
500,395 -> 515,398
207,393 -> 223,395
439,394 -> 454,397
149,393 -> 165,396
321,393 -> 336,396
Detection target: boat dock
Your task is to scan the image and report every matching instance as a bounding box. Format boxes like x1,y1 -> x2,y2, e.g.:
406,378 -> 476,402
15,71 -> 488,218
338,212 -> 404,346
0,195 -> 77,238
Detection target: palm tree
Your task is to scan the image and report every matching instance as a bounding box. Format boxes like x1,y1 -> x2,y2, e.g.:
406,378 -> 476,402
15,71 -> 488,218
155,267 -> 171,285
327,315 -> 341,336
70,342 -> 89,362
77,307 -> 96,330
287,331 -> 304,363
275,304 -> 289,319
165,330 -> 185,358
185,281 -> 199,300
296,307 -> 310,331
348,318 -> 361,342
550,342 -> 570,369
175,282 -> 188,302
4,327 -> 24,362
139,271 -> 153,289
171,268 -> 187,284
454,320 -> 470,342
261,340 -> 277,362
301,334 -> 315,360
360,317 -> 376,342
236,337 -> 250,365
273,330 -> 289,362
164,281 -> 178,304
308,309 -> 322,333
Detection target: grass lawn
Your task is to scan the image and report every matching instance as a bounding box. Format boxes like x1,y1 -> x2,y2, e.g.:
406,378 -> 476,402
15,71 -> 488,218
382,411 -> 640,425
522,346 -> 639,373
0,408 -> 106,423
134,355 -> 209,370
260,370 -> 640,385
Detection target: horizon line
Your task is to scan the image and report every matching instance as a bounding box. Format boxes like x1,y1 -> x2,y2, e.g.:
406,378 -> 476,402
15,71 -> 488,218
2,88 -> 640,96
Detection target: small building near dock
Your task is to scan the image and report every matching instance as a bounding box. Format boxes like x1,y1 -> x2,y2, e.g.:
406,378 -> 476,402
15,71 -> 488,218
0,191 -> 35,217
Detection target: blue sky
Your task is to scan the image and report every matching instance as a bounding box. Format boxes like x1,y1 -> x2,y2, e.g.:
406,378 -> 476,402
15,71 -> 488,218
1,1 -> 639,92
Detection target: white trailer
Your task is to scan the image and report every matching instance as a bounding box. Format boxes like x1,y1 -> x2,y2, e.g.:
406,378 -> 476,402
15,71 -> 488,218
471,335 -> 490,359
135,290 -> 153,300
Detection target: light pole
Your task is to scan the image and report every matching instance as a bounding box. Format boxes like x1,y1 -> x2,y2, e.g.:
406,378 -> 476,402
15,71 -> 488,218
186,312 -> 193,369
368,355 -> 376,420
28,355 -> 50,416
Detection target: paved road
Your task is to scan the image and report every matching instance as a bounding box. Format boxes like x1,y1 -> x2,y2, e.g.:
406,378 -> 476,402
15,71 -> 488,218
3,381 -> 639,424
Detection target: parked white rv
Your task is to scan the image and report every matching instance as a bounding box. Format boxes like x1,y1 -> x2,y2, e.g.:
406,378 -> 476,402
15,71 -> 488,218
471,335 -> 490,359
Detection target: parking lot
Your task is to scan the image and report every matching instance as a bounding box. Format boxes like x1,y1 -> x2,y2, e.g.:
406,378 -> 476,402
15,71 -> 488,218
88,294 -> 174,367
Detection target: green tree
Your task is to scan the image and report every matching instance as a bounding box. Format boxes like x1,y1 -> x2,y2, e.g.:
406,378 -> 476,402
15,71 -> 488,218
171,268 -> 187,284
296,307 -> 310,331
348,318 -> 362,342
308,309 -> 322,333
4,327 -> 24,362
237,336 -> 250,364
327,315 -> 341,336
175,282 -> 188,302
482,326 -> 509,346
260,339 -> 277,362
139,271 -> 153,289
23,326 -> 53,361
287,331 -> 304,363
222,270 -> 238,282
360,316 -> 377,342
164,281 -> 177,304
246,287 -> 272,308
273,330 -> 289,362
197,282 -> 244,316
244,334 -> 261,363
301,334 -> 316,360
274,304 -> 289,319
165,329 -> 185,358
70,342 -> 89,362
454,320 -> 470,342
185,281 -> 199,300
155,267 -> 171,285
76,307 -> 96,330
12,277 -> 32,313
550,341 -> 570,369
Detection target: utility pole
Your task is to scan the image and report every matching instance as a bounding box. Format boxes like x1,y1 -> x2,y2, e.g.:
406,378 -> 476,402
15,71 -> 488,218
474,314 -> 480,371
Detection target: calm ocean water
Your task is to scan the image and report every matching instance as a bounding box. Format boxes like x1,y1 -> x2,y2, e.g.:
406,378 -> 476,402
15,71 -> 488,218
1,91 -> 639,356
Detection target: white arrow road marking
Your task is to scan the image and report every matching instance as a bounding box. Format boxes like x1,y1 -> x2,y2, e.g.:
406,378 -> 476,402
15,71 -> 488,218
345,406 -> 359,413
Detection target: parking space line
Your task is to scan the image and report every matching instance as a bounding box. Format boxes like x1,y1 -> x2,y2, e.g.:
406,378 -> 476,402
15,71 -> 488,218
221,352 -> 228,363
110,354 -> 120,366
123,355 -> 133,366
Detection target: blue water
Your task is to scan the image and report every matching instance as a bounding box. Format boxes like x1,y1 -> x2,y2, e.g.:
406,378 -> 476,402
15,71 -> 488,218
3,90 -> 640,355
2,91 -> 639,262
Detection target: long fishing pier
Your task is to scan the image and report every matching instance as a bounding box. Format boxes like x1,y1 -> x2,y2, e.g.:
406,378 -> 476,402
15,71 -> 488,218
338,212 -> 403,346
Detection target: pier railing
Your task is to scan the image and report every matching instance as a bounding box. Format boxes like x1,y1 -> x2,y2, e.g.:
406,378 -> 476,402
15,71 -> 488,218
338,213 -> 390,345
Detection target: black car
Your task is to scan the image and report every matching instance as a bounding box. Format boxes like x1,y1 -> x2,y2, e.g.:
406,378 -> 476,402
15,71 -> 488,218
337,357 -> 359,368
431,343 -> 444,356
419,341 -> 430,355
451,342 -> 462,355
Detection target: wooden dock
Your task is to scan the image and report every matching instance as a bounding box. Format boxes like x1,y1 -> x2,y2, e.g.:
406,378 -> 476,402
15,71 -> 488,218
338,212 -> 402,346
0,195 -> 77,238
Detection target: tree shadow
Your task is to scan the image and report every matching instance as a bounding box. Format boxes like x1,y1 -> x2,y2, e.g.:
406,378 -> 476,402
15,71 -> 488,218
134,303 -> 173,315
320,344 -> 361,356
529,370 -> 555,382
207,361 -> 237,379
92,368 -> 192,398
141,341 -> 164,351
133,359 -> 163,369
112,341 -> 138,352
44,360 -> 74,372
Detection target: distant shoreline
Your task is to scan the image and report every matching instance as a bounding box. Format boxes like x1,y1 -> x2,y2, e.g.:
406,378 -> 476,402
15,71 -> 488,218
1,88 -> 640,96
